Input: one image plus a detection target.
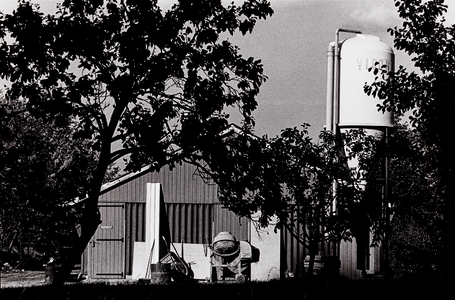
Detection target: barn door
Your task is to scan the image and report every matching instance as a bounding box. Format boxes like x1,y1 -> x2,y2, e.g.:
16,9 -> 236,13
88,204 -> 125,279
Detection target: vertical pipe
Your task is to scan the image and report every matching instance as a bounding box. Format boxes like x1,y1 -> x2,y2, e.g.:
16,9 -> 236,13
247,216 -> 251,244
333,31 -> 341,133
331,31 -> 343,241
326,39 -> 337,255
326,40 -> 337,255
326,42 -> 335,132
331,28 -> 362,261
333,29 -> 362,133
384,127 -> 390,276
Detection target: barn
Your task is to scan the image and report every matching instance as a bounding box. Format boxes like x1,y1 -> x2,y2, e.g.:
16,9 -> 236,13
80,128 -> 384,281
80,161 -> 309,281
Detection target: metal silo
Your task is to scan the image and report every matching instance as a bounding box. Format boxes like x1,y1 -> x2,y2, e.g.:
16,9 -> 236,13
326,31 -> 394,133
326,30 -> 394,280
339,34 -> 394,129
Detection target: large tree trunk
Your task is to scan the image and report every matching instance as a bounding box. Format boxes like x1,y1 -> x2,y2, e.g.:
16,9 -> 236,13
51,95 -> 127,286
51,198 -> 101,286
51,144 -> 112,286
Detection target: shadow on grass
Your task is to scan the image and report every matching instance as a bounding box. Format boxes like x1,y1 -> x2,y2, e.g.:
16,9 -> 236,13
2,275 -> 455,300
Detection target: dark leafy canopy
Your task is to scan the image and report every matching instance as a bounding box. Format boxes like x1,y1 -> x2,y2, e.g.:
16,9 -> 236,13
271,128 -> 386,248
365,0 -> 455,275
0,98 -> 99,257
386,123 -> 442,274
366,0 -> 455,136
0,0 -> 273,173
204,124 -> 384,250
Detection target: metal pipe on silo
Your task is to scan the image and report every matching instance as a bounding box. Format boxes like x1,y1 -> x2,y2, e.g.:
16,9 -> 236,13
333,29 -> 362,133
326,42 -> 335,132
327,30 -> 361,252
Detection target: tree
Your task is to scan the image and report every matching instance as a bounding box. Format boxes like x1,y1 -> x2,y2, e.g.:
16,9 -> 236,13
268,127 -> 384,276
382,121 -> 442,275
366,0 -> 455,277
0,0 -> 273,284
203,124 -> 383,276
0,97 -> 110,263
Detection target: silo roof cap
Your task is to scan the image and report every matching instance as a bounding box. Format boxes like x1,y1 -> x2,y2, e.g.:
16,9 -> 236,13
355,34 -> 381,41
341,34 -> 393,53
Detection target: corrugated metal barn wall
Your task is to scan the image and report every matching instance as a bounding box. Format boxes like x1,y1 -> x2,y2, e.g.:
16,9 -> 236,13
122,202 -> 248,276
99,162 -> 248,244
213,204 -> 249,241
340,240 -> 362,279
99,163 -> 218,204
124,202 -> 215,276
280,220 -> 338,278
124,203 -> 146,276
166,203 -> 213,244
281,225 -> 307,278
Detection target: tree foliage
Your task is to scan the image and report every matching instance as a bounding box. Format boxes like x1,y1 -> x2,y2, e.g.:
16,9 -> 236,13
269,128 -> 385,251
0,0 -> 273,283
0,0 -> 272,171
203,124 -> 384,274
0,97 -> 105,259
366,0 -> 455,276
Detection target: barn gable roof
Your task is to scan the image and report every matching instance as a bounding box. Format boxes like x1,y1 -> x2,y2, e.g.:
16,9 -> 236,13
66,124 -> 253,206
100,123 -> 251,194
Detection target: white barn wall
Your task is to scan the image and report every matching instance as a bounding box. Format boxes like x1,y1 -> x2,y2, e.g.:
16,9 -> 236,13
250,223 -> 281,281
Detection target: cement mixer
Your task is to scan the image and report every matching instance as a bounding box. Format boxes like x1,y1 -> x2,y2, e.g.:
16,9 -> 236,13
206,231 -> 259,283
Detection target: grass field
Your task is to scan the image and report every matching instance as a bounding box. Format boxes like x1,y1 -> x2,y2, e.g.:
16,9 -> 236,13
1,275 -> 454,300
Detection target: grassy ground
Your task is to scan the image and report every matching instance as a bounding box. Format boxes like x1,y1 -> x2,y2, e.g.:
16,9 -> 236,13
1,270 -> 45,288
2,275 -> 455,300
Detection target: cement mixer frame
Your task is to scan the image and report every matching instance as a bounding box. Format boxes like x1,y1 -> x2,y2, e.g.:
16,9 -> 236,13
205,232 -> 259,283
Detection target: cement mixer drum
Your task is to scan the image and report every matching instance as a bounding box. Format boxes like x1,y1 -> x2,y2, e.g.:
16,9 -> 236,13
212,231 -> 239,257
209,232 -> 259,283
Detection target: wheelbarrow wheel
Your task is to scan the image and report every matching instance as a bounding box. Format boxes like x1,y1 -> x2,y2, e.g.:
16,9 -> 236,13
235,274 -> 245,283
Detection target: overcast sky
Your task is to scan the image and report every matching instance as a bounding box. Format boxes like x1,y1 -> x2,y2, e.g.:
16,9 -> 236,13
2,0 -> 454,139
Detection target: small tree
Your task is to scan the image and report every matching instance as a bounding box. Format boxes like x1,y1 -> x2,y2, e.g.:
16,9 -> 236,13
203,125 -> 383,276
0,0 -> 273,284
